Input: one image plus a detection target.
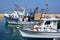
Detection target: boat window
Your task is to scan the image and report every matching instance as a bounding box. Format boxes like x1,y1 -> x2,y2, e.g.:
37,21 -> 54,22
39,20 -> 43,25
45,21 -> 51,25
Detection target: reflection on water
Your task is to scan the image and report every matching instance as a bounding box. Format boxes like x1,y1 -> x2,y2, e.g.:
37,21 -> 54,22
0,19 -> 53,40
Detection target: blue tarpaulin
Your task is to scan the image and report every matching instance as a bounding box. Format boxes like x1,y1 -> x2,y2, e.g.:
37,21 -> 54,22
29,12 -> 34,17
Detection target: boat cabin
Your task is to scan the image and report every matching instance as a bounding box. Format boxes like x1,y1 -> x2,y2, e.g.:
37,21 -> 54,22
21,17 -> 60,32
39,17 -> 58,32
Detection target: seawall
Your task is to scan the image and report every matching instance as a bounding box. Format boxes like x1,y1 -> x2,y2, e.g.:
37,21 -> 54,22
0,14 -> 4,19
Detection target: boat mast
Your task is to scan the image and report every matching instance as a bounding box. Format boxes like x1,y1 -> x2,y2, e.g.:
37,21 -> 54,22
34,4 -> 39,14
45,0 -> 48,14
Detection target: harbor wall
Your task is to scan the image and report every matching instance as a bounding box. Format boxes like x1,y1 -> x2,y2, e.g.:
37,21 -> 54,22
0,13 -> 60,20
0,14 -> 4,18
34,14 -> 60,20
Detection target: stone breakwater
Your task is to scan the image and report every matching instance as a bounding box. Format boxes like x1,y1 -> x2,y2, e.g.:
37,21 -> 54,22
0,14 -> 4,19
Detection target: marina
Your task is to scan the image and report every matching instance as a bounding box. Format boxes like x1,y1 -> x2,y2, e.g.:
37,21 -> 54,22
0,5 -> 60,40
3,8 -> 60,40
0,0 -> 60,40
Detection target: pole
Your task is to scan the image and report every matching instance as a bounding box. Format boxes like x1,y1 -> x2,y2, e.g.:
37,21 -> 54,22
45,0 -> 48,14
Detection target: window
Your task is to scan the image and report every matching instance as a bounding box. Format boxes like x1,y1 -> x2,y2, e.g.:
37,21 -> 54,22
45,21 -> 51,25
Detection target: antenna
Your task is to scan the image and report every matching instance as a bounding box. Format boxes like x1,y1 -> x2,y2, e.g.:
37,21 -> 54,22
14,4 -> 20,11
45,0 -> 48,14
34,4 -> 39,14
41,9 -> 45,14
3,8 -> 7,13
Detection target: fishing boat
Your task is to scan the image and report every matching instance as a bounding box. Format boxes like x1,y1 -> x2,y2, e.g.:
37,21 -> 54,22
4,7 -> 26,19
4,7 -> 30,24
17,17 -> 60,38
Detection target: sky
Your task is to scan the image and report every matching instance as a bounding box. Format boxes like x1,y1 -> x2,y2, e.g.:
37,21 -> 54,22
0,0 -> 60,13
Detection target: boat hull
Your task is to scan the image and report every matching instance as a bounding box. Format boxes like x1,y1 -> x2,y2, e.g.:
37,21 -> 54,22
19,30 -> 60,38
8,21 -> 39,25
8,22 -> 18,25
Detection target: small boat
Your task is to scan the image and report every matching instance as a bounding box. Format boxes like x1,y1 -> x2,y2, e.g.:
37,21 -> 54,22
17,17 -> 60,38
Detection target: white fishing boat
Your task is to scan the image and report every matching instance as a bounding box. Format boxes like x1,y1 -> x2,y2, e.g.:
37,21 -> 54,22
4,7 -> 30,24
4,7 -> 26,19
17,17 -> 60,39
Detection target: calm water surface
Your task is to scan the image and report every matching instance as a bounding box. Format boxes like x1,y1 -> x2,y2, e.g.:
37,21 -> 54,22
0,19 -> 53,40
